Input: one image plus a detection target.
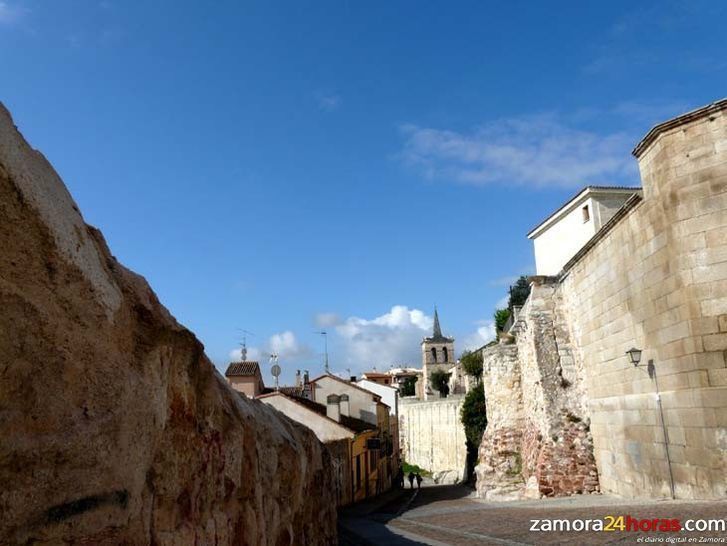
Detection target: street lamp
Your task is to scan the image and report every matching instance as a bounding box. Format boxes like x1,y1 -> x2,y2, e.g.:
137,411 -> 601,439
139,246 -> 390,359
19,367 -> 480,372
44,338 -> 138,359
626,347 -> 674,499
626,347 -> 642,366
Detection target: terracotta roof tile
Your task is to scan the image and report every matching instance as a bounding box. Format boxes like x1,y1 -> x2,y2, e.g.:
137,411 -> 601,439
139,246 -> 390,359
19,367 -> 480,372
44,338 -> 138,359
225,361 -> 261,377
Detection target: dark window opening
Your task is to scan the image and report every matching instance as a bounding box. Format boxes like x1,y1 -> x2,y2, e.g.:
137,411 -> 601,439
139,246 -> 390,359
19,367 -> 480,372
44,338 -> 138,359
443,346 -> 449,362
431,347 -> 437,362
355,456 -> 361,490
582,205 -> 590,223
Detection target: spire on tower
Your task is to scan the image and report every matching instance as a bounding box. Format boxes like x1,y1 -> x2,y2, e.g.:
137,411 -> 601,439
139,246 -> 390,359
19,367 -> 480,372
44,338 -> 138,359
422,306 -> 453,343
432,306 -> 442,338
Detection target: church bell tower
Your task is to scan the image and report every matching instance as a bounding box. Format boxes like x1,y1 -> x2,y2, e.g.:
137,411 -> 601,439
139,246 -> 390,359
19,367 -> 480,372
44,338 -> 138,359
421,307 -> 455,399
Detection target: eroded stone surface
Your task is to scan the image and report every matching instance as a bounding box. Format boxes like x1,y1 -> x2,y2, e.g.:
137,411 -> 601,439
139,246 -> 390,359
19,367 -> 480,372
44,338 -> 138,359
0,104 -> 336,545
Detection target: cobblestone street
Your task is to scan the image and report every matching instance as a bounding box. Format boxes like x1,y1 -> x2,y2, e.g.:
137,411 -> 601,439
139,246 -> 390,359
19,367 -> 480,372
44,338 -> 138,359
340,484 -> 727,545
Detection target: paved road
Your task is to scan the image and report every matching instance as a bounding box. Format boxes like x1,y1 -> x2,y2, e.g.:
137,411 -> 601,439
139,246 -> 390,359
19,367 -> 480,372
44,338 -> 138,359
339,484 -> 727,545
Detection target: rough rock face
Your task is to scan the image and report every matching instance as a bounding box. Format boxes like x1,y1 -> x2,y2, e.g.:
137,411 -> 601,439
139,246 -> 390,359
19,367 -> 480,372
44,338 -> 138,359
476,282 -> 599,501
0,104 -> 337,545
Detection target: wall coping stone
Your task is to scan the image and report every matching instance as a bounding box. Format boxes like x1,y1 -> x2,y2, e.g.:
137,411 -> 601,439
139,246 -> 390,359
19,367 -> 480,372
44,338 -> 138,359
632,98 -> 727,158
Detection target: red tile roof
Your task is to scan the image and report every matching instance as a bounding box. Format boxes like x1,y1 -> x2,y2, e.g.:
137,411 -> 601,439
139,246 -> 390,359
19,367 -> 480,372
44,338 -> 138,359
225,361 -> 261,377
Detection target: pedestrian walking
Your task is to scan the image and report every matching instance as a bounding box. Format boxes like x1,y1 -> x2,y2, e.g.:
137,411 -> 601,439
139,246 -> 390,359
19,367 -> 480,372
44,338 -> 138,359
416,473 -> 422,489
408,472 -> 415,489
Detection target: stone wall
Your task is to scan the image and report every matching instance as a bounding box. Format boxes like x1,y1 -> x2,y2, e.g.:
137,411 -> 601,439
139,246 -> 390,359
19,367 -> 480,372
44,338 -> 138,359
477,99 -> 727,501
399,397 -> 467,483
475,344 -> 526,499
476,286 -> 600,500
0,103 -> 337,545
558,100 -> 727,499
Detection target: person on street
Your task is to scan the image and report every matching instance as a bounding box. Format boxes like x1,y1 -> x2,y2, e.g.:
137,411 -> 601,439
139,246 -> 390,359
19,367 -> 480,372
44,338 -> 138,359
416,473 -> 423,489
408,472 -> 415,489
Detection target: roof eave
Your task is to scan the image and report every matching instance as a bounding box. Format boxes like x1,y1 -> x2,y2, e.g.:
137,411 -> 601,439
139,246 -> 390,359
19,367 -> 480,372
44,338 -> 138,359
527,186 -> 642,239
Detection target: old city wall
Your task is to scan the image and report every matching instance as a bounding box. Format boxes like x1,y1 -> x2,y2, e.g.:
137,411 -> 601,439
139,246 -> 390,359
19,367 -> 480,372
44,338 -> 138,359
0,104 -> 337,545
558,101 -> 727,499
477,101 -> 727,501
476,288 -> 599,500
399,398 -> 467,483
475,344 -> 526,499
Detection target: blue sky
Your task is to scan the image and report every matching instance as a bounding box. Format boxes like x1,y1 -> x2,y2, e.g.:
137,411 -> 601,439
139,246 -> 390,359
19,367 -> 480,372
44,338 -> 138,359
2,1 -> 726,383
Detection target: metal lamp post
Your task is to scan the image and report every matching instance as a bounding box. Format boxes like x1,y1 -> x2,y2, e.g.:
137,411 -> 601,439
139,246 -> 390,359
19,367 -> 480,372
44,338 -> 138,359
626,348 -> 675,499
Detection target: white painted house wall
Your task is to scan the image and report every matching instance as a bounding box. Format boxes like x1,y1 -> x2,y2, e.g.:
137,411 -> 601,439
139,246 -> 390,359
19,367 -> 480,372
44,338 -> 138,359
311,375 -> 380,425
259,393 -> 353,443
356,379 -> 399,416
528,188 -> 639,276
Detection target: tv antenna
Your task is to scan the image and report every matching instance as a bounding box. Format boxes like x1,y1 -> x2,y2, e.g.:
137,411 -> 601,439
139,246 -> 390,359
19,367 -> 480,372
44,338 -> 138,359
269,353 -> 281,390
315,331 -> 329,373
236,329 -> 255,361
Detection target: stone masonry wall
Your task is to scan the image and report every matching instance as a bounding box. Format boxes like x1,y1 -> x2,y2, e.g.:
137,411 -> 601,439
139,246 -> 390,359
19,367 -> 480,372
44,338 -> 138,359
476,286 -> 599,500
475,344 -> 526,500
399,397 -> 467,483
558,100 -> 727,499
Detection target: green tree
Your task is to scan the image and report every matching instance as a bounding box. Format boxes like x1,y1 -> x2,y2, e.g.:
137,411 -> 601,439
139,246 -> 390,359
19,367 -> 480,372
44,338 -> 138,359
494,308 -> 510,332
400,376 -> 417,397
460,386 -> 488,482
508,276 -> 531,309
460,350 -> 483,379
429,368 -> 450,397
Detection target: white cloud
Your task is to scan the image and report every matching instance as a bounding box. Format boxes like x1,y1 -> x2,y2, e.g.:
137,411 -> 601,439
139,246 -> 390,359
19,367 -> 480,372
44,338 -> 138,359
316,93 -> 341,112
399,113 -> 637,188
269,330 -> 308,359
334,305 -> 433,372
462,320 -> 496,351
229,346 -> 262,362
314,312 -> 341,328
228,330 -> 312,364
0,1 -> 27,24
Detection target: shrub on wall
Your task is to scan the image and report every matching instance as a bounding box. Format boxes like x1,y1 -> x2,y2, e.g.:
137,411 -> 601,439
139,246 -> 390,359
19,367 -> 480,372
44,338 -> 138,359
460,386 -> 488,482
494,308 -> 510,332
460,350 -> 483,379
507,276 -> 531,309
429,369 -> 450,397
400,376 -> 417,397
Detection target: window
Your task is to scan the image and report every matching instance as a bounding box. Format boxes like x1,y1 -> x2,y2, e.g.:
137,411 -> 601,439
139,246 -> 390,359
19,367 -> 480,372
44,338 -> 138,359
582,205 -> 590,223
431,347 -> 437,362
443,347 -> 449,362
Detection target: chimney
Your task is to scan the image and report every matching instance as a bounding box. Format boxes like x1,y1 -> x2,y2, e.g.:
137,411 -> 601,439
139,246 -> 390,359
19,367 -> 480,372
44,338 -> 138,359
326,394 -> 341,422
295,370 -> 301,388
339,394 -> 350,417
303,370 -> 310,384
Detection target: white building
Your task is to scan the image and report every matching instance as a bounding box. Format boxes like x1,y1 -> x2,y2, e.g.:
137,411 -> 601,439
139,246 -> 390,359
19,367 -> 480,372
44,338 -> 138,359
356,379 -> 399,417
527,186 -> 641,276
309,374 -> 386,426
